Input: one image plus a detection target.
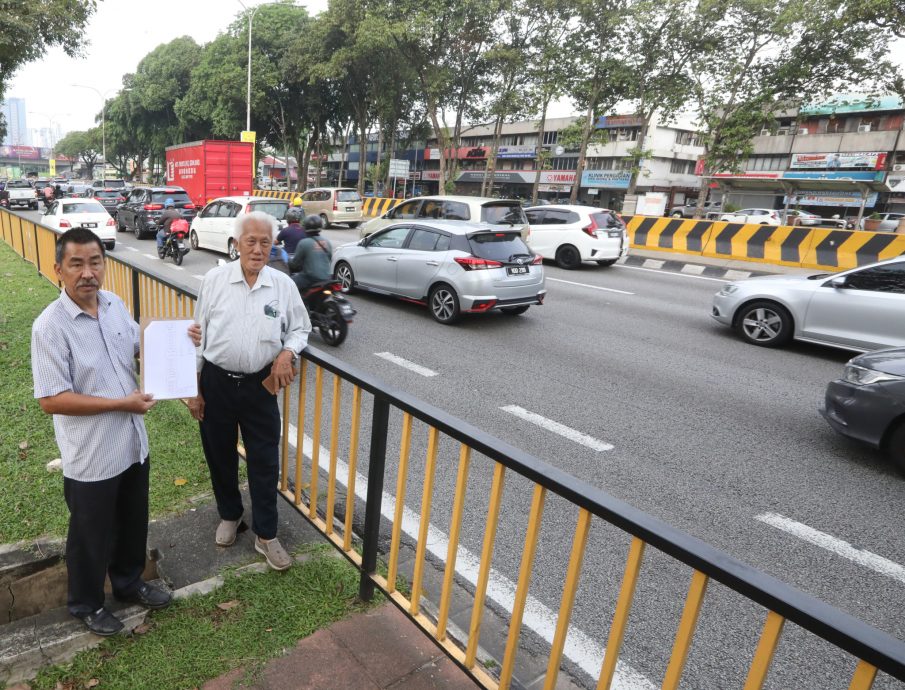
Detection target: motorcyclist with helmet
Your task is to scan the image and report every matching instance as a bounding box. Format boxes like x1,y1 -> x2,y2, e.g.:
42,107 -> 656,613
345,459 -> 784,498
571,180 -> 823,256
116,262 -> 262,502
289,215 -> 333,294
276,206 -> 307,255
156,198 -> 181,251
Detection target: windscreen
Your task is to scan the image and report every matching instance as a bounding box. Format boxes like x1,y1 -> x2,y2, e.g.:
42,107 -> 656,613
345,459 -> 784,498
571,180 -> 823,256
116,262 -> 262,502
591,211 -> 626,229
151,191 -> 191,204
468,232 -> 532,262
249,201 -> 290,219
337,190 -> 362,203
103,180 -> 126,188
480,203 -> 527,225
63,202 -> 106,214
8,181 -> 32,189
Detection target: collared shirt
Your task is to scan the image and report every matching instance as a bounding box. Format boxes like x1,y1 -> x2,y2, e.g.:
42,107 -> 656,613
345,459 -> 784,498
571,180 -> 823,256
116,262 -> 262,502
194,261 -> 310,373
31,290 -> 148,482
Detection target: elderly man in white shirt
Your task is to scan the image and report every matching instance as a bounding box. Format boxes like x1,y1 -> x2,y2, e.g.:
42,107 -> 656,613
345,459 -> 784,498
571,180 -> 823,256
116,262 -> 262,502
189,212 -> 311,571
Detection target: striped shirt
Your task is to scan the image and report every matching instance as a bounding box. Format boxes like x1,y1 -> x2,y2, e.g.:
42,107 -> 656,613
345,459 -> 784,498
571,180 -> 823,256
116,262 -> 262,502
31,289 -> 148,482
194,261 -> 310,373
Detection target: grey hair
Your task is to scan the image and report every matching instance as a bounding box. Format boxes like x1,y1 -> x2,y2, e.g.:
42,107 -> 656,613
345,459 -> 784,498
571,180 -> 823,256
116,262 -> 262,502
232,211 -> 279,242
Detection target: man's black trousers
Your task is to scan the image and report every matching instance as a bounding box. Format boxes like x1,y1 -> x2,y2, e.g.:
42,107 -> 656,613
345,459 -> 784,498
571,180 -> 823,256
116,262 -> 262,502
199,361 -> 281,540
63,458 -> 149,616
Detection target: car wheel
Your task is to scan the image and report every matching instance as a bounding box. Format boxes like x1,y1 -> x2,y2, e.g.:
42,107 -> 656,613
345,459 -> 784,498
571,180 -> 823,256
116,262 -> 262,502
320,213 -> 330,229
555,244 -> 582,270
105,242 -> 115,251
735,300 -> 793,347
501,305 -> 530,315
134,218 -> 144,240
596,259 -> 617,267
334,261 -> 355,293
429,284 -> 460,324
190,230 -> 199,250
886,421 -> 905,476
347,222 -> 360,229
671,211 -> 683,218
228,239 -> 239,261
117,215 -> 126,232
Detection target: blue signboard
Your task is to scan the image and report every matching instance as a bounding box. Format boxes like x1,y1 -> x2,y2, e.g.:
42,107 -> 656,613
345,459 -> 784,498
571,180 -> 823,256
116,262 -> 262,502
782,171 -> 882,181
581,170 -> 631,189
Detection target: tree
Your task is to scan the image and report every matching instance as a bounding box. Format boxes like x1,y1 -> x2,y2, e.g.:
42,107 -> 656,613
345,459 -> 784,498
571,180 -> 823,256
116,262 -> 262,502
0,0 -> 96,140
55,129 -> 102,178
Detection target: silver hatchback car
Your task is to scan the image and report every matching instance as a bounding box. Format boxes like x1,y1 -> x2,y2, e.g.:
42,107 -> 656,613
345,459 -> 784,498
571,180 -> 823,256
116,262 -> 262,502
332,220 -> 546,324
711,256 -> 905,351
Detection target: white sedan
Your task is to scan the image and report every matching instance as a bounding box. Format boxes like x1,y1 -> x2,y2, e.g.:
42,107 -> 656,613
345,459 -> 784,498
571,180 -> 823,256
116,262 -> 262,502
189,196 -> 290,260
719,208 -> 783,225
42,198 -> 117,250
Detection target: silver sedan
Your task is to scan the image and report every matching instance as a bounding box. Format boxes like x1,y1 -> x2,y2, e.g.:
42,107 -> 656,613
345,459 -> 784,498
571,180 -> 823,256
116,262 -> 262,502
331,220 -> 546,324
711,256 -> 905,351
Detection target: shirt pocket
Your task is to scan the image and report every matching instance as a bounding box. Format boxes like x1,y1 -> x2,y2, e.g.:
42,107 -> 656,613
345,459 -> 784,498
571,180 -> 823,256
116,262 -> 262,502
260,314 -> 282,344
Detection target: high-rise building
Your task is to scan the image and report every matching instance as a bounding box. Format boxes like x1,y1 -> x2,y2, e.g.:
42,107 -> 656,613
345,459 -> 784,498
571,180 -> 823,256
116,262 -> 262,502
1,98 -> 29,146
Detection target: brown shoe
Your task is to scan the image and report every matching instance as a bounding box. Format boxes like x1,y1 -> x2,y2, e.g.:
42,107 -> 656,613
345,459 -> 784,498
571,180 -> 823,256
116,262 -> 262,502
215,517 -> 246,546
255,536 -> 292,571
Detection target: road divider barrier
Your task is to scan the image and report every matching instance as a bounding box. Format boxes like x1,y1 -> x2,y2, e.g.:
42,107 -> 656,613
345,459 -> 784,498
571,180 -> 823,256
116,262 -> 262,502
623,215 -> 905,271
7,204 -> 905,689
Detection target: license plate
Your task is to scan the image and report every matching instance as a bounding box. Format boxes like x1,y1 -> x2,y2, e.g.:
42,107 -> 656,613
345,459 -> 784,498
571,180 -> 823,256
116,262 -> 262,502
608,230 -> 622,238
507,266 -> 529,275
345,206 -> 355,212
177,242 -> 185,249
84,223 -> 97,228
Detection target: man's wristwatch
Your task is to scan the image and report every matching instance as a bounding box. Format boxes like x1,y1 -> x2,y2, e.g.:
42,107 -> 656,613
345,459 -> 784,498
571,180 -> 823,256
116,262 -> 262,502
283,349 -> 298,366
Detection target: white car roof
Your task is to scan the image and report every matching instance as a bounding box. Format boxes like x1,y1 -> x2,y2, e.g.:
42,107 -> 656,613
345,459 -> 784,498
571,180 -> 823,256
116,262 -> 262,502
413,195 -> 521,205
206,196 -> 290,204
377,219 -> 521,236
525,204 -> 614,213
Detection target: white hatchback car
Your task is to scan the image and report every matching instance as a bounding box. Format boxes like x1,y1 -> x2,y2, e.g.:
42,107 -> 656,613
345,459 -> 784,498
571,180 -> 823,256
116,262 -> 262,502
523,204 -> 629,269
42,198 -> 117,250
189,196 -> 290,260
720,208 -> 783,225
359,195 -> 529,239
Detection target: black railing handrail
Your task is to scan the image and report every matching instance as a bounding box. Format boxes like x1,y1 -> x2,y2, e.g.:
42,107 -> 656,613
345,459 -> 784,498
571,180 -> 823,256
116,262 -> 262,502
6,207 -> 905,680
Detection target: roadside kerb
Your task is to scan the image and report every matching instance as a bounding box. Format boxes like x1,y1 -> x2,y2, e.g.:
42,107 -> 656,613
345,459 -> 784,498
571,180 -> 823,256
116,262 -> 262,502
6,205 -> 905,689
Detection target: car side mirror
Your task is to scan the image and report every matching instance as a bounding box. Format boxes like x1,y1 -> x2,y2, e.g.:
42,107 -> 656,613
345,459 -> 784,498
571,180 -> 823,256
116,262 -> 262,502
829,276 -> 847,289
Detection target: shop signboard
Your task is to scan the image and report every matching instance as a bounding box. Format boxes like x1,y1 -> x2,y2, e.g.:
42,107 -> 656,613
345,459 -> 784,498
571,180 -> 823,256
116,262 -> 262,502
537,184 -> 572,192
496,145 -> 536,158
782,191 -> 877,208
580,170 -> 631,189
782,170 -> 881,182
789,151 -> 887,170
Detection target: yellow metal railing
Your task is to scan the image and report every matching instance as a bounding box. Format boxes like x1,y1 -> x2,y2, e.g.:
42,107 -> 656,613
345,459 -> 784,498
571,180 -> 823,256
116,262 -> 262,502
4,205 -> 904,690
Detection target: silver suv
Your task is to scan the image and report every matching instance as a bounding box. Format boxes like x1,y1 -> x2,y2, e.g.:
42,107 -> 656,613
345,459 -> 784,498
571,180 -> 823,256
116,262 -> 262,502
334,220 -> 545,323
358,195 -> 529,239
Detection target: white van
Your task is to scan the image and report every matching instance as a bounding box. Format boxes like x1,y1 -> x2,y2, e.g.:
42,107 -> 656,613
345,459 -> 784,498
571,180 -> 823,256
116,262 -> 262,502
299,187 -> 364,228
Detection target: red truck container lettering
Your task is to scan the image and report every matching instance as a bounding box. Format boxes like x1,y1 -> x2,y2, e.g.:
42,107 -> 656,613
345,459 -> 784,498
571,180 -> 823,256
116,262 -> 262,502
164,140 -> 253,210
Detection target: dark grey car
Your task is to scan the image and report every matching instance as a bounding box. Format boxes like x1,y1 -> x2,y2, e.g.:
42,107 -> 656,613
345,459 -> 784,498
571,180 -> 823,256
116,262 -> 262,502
820,347 -> 905,472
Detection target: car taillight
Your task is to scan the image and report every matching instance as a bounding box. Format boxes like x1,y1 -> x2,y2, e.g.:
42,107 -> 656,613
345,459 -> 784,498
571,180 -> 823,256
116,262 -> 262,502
334,200 -> 339,211
59,219 -> 71,228
332,283 -> 343,292
454,256 -> 503,271
117,197 -> 125,202
144,203 -> 163,211
183,203 -> 194,210
531,254 -> 542,265
106,218 -> 115,226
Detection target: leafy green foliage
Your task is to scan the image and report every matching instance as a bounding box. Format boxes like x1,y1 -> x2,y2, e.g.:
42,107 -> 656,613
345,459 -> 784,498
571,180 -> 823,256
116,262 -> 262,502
54,129 -> 102,178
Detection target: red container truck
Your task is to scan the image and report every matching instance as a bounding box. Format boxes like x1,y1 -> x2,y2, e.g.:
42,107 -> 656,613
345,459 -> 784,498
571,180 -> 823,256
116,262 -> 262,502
164,140 -> 254,210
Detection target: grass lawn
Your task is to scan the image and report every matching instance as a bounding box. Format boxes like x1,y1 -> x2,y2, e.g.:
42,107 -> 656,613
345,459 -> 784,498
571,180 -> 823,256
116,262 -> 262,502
31,546 -> 371,689
0,241 -> 224,543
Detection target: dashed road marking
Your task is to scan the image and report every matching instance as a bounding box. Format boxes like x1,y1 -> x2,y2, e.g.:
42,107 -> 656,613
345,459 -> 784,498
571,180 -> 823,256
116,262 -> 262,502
124,246 -> 138,252
285,423 -> 653,688
680,263 -> 706,275
142,253 -> 157,260
374,352 -> 438,377
500,405 -> 614,451
642,258 -> 665,269
546,278 -> 634,295
614,263 -> 729,283
192,274 -> 206,281
756,513 -> 905,585
170,265 -> 185,271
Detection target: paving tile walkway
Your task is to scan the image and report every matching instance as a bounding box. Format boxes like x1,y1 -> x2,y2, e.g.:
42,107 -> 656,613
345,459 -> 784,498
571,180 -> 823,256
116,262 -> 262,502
203,603 -> 478,689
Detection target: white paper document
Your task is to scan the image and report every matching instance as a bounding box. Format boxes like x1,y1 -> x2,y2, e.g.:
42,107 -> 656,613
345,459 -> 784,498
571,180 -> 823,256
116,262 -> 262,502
141,319 -> 198,400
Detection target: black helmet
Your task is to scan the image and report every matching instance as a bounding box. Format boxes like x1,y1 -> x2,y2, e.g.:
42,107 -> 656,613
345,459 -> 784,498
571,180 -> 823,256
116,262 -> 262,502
285,208 -> 303,224
303,214 -> 323,231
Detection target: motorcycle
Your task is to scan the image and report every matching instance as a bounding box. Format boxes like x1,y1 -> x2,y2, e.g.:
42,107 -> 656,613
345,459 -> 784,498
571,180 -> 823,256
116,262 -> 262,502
158,223 -> 190,265
300,280 -> 355,346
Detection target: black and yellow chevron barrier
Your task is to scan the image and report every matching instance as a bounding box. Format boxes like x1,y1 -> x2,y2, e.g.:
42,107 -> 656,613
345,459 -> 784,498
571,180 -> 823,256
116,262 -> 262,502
624,215 -> 905,271
253,189 -> 401,218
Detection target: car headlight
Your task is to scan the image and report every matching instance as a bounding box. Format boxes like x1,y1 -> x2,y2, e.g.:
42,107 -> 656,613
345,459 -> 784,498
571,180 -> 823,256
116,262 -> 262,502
718,284 -> 739,296
843,364 -> 905,386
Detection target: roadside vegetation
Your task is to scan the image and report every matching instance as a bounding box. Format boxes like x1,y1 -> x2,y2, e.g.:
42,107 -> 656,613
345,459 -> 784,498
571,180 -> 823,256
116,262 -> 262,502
0,242 -> 218,543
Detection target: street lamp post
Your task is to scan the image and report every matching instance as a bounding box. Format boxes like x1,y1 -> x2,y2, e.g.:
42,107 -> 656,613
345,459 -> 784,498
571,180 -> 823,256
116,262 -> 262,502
72,85 -> 119,182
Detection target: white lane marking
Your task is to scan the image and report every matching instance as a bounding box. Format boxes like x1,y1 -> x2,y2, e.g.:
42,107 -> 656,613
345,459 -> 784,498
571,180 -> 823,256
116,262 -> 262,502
374,352 -> 438,377
192,274 -> 206,281
124,246 -> 138,252
756,513 -> 905,585
142,253 -> 157,260
170,265 -> 185,271
725,269 -> 752,280
285,423 -> 653,688
500,405 -> 614,451
642,258 -> 665,269
546,277 -> 634,295
680,264 -> 705,275
614,263 -> 730,283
